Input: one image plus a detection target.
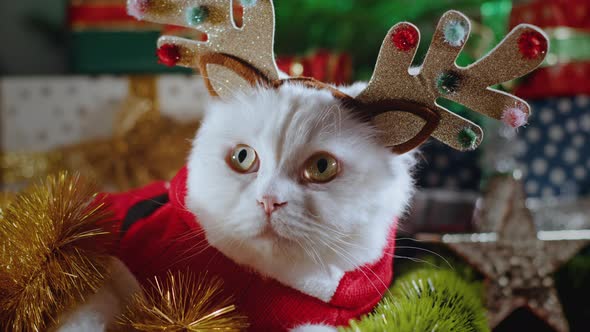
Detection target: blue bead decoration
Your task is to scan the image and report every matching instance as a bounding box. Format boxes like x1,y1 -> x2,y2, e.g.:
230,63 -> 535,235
240,0 -> 257,8
443,20 -> 467,47
186,6 -> 209,26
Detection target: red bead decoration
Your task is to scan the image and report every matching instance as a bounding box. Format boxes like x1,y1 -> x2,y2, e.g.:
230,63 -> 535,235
157,44 -> 181,67
391,25 -> 419,52
517,30 -> 547,60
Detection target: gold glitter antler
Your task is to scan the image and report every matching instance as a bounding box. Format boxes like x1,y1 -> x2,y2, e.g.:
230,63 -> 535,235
130,4 -> 548,154
128,0 -> 280,97
356,11 -> 548,153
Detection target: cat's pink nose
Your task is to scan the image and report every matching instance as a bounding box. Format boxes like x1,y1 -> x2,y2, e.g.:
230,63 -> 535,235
257,195 -> 287,216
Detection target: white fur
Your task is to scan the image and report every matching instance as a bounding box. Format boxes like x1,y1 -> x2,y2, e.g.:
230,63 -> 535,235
55,257 -> 141,332
186,82 -> 415,302
57,81 -> 416,332
291,324 -> 338,332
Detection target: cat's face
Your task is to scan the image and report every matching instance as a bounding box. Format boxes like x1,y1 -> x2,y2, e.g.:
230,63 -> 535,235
186,82 -> 414,273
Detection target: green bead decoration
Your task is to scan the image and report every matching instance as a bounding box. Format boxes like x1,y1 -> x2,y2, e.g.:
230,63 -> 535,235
436,71 -> 462,95
186,6 -> 209,26
457,127 -> 478,150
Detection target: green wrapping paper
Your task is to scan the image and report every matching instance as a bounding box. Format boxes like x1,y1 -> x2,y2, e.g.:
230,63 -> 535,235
70,30 -> 190,74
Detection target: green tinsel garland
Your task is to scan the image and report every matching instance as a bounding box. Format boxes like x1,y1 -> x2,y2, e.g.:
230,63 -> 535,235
340,268 -> 489,332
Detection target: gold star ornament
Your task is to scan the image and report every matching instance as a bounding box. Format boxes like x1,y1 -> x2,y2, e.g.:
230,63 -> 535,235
418,175 -> 590,332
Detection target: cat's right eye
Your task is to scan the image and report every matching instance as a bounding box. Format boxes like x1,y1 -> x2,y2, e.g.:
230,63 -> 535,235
227,144 -> 259,174
302,152 -> 340,183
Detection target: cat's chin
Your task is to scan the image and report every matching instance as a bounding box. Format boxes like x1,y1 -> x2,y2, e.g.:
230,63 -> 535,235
210,228 -> 302,268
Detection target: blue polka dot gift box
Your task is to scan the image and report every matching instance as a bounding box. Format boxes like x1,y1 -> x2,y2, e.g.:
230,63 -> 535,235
515,95 -> 590,198
409,140 -> 482,233
415,139 -> 482,192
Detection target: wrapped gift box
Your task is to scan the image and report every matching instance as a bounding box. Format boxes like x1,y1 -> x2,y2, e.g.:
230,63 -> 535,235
1,74 -> 210,190
510,0 -> 590,98
1,75 -> 208,151
68,0 -> 202,73
516,62 -> 590,99
510,0 -> 590,31
402,189 -> 479,234
514,96 -> 590,198
276,49 -> 352,85
414,140 -> 482,192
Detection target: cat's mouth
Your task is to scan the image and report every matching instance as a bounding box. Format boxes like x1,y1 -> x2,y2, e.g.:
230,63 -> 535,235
255,218 -> 298,242
256,224 -> 281,240
254,214 -> 300,243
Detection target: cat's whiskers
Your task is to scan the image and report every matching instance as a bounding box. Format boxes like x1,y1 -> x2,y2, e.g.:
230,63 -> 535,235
301,232 -> 328,275
317,236 -> 389,297
308,219 -> 453,270
171,216 -> 232,242
277,210 -> 375,264
289,233 -> 309,264
170,220 -> 236,264
309,221 -> 454,270
172,226 -> 207,242
290,231 -> 316,264
298,219 -> 400,291
278,213 -> 380,278
283,209 -> 350,239
316,104 -> 344,138
297,219 -> 363,252
390,246 -> 454,270
273,214 -> 321,265
391,254 -> 444,269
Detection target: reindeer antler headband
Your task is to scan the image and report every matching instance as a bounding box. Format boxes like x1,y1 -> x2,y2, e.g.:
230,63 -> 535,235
128,0 -> 548,154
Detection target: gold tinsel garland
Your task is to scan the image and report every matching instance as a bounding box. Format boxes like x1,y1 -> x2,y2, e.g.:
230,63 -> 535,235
116,271 -> 249,332
0,174 -> 248,331
0,172 -> 114,331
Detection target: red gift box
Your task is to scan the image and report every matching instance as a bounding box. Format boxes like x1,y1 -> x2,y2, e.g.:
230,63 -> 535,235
510,0 -> 590,98
510,0 -> 590,31
516,62 -> 590,99
276,50 -> 352,85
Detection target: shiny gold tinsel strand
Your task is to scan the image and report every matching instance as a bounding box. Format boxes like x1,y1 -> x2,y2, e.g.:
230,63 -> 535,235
0,173 -> 114,331
116,271 -> 249,332
0,192 -> 14,217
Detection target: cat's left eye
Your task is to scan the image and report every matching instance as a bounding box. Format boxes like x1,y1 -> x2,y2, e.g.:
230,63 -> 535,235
228,144 -> 259,173
302,152 -> 340,183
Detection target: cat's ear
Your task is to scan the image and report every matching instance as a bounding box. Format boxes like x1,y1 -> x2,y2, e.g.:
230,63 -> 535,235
198,53 -> 274,99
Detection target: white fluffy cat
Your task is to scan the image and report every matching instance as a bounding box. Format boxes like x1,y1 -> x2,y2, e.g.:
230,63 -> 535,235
56,81 -> 416,332
187,81 -> 415,302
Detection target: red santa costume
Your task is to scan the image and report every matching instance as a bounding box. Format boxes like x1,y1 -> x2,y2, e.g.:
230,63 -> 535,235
103,166 -> 396,330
